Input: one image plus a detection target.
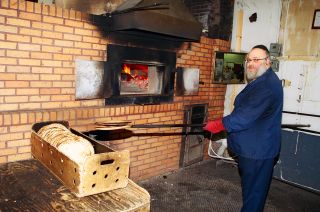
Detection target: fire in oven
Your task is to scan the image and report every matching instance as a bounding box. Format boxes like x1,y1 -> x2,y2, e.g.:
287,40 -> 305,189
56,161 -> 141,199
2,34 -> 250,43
104,44 -> 176,105
120,61 -> 164,95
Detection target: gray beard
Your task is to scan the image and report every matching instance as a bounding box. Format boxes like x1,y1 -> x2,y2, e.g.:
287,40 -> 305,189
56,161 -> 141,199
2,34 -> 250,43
245,66 -> 268,82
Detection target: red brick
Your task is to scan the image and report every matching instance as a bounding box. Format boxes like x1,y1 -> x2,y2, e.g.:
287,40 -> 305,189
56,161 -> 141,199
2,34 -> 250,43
19,59 -> 41,66
62,101 -> 81,108
18,1 -> 26,11
20,113 -> 28,124
54,39 -> 73,47
18,146 -> 31,153
42,45 -> 62,53
41,102 -> 62,109
0,73 -> 15,80
31,52 -> 53,60
29,95 -> 50,102
74,42 -> 92,49
131,160 -> 144,167
7,17 -> 30,27
19,28 -> 41,36
32,21 -> 53,30
82,49 -> 99,56
56,7 -> 63,17
92,43 -> 106,50
16,88 -> 39,95
83,36 -> 100,43
32,67 -> 52,74
7,51 -> 29,58
5,81 -> 29,87
0,8 -> 17,17
75,28 -> 92,36
0,89 -> 15,96
63,33 -> 81,41
137,163 -> 150,171
32,37 -> 53,45
0,156 -> 7,163
53,53 -> 72,61
0,41 -> 17,49
7,34 -> 30,42
65,19 -> 83,28
26,1 -> 34,12
30,81 -> 52,87
41,60 -> 62,67
7,153 -> 31,162
19,11 -> 41,21
43,16 -> 63,24
51,95 -> 71,101
54,25 -> 74,34
42,31 -> 63,39
54,67 -> 73,74
0,148 -> 17,156
18,43 -> 41,51
19,103 -> 41,110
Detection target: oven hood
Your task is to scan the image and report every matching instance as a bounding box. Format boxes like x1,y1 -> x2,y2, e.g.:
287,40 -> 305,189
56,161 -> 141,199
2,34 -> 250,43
104,0 -> 202,42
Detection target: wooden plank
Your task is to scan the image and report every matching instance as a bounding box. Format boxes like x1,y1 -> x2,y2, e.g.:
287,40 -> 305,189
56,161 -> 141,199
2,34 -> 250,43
0,160 -> 150,211
235,9 -> 243,52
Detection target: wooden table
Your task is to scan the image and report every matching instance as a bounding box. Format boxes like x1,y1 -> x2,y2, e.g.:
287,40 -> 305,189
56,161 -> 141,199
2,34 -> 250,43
0,160 -> 150,211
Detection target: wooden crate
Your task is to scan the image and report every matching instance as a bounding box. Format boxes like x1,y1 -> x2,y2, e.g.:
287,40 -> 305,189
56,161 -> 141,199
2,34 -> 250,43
31,121 -> 130,197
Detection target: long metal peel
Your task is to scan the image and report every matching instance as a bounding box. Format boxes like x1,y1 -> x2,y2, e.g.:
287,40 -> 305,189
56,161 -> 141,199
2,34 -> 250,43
94,121 -> 311,130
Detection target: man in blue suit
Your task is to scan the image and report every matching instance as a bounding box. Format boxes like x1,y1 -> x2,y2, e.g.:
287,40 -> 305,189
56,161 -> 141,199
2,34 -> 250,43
204,45 -> 283,212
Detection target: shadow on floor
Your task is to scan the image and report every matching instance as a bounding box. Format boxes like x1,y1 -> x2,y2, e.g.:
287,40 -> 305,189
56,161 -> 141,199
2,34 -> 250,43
138,159 -> 320,212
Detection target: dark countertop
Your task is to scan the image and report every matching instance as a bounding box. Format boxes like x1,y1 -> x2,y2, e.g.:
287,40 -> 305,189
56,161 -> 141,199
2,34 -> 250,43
0,159 -> 150,211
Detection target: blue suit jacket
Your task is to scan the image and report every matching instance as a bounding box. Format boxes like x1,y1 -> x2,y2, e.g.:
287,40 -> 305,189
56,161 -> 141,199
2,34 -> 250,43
222,68 -> 283,159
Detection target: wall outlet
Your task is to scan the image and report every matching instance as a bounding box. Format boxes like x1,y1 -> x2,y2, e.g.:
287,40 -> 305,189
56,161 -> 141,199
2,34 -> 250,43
270,43 -> 282,57
271,59 -> 280,72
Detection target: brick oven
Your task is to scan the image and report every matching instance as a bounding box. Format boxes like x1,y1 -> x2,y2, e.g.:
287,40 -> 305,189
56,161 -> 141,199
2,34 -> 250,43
0,0 -> 230,181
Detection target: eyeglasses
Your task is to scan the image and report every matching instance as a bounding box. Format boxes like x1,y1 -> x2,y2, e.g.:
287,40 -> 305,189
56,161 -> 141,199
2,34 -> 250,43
245,57 -> 268,63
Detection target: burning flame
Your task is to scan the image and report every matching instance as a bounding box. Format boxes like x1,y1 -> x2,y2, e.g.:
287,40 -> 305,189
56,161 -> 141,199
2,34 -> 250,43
121,63 -> 149,90
122,64 -> 132,76
121,63 -> 149,83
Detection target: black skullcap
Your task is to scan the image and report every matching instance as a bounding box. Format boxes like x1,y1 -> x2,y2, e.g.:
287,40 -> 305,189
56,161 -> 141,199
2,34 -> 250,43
252,44 -> 270,55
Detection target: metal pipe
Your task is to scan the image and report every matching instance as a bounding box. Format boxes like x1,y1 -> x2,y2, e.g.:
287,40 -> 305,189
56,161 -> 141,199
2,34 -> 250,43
281,124 -> 311,128
132,124 -> 311,128
95,122 -> 311,129
283,111 -> 320,118
130,124 -> 205,128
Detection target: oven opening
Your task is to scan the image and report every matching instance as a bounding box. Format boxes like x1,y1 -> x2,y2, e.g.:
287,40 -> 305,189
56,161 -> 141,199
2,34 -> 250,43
120,61 -> 164,95
104,44 -> 176,105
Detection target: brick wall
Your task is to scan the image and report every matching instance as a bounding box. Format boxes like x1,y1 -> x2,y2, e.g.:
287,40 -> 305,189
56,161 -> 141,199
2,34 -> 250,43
0,0 -> 230,181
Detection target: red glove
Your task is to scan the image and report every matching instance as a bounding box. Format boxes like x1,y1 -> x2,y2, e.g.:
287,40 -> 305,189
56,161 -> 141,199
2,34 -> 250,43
203,118 -> 225,134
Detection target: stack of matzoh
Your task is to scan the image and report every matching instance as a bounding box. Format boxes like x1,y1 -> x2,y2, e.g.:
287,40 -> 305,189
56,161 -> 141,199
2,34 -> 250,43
38,123 -> 94,165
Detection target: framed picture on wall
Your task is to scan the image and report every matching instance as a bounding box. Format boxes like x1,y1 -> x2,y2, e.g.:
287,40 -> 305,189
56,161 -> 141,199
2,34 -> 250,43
213,51 -> 247,84
312,9 -> 320,29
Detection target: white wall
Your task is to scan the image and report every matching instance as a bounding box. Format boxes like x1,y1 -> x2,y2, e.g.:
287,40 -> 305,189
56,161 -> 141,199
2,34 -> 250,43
277,61 -> 320,132
277,0 -> 320,132
230,0 -> 282,52
226,0 -> 320,133
225,0 -> 282,115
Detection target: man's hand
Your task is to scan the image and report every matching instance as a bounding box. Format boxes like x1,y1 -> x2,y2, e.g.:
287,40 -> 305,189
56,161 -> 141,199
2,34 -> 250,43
203,118 -> 225,134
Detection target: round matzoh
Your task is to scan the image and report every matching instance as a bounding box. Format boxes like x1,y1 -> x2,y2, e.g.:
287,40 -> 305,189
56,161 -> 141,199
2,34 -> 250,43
38,123 -> 68,135
58,138 -> 94,165
95,125 -> 131,131
38,123 -> 95,164
94,120 -> 132,130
